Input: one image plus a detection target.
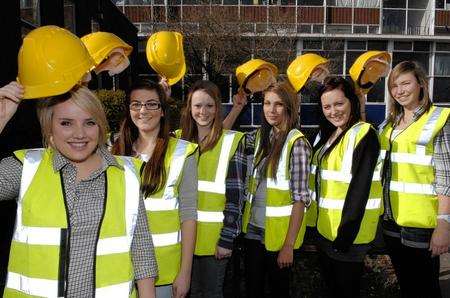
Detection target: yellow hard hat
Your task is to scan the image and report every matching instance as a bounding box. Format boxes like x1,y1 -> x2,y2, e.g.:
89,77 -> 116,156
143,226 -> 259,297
81,31 -> 133,66
235,59 -> 278,93
287,53 -> 329,93
17,25 -> 95,99
349,51 -> 391,94
146,31 -> 186,86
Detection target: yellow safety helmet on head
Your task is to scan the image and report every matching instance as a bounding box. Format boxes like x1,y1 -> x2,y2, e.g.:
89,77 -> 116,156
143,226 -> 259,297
146,31 -> 186,86
81,31 -> 133,66
287,53 -> 329,93
349,51 -> 391,94
18,25 -> 95,99
235,59 -> 278,94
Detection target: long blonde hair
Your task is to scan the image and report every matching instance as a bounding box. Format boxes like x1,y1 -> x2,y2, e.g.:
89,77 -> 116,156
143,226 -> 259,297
387,61 -> 431,123
180,80 -> 223,152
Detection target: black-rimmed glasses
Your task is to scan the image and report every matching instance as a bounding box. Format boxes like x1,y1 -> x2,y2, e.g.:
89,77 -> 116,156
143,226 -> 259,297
129,101 -> 161,111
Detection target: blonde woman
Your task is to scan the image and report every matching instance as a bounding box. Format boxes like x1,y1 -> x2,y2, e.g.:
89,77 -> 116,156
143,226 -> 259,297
0,82 -> 157,297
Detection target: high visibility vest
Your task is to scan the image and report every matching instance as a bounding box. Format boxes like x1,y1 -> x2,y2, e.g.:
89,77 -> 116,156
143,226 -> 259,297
194,130 -> 244,255
4,148 -> 142,298
144,137 -> 198,285
242,129 -> 310,252
379,106 -> 450,228
309,122 -> 383,244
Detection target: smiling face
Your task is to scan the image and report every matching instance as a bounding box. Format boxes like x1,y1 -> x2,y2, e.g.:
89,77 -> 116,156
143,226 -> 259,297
50,99 -> 100,163
390,72 -> 422,111
263,91 -> 286,131
321,88 -> 352,130
129,88 -> 163,134
190,89 -> 217,128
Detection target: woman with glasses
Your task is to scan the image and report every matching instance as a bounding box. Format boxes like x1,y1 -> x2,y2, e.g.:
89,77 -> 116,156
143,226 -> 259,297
177,80 -> 246,298
112,79 -> 198,298
378,61 -> 450,298
309,77 -> 382,298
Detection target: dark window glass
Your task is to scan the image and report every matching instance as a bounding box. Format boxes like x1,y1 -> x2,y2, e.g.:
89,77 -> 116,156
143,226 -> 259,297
299,0 -> 323,5
368,40 -> 388,50
434,54 -> 450,76
383,0 -> 406,8
436,43 -> 450,51
394,41 -> 412,51
347,41 -> 367,50
304,40 -> 323,50
382,10 -> 406,34
413,41 -> 430,52
392,52 -> 429,73
367,78 -> 385,103
433,77 -> 450,103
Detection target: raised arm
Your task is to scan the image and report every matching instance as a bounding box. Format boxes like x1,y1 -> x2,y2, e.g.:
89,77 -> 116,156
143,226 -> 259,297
0,81 -> 23,133
222,90 -> 248,130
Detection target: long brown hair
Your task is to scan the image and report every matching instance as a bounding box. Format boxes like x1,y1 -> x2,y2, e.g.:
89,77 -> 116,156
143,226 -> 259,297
180,80 -> 223,152
111,79 -> 170,197
387,61 -> 431,124
255,81 -> 299,179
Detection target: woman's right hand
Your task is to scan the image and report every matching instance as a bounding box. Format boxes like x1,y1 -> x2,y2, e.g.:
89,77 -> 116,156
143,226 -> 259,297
232,89 -> 248,111
0,81 -> 23,132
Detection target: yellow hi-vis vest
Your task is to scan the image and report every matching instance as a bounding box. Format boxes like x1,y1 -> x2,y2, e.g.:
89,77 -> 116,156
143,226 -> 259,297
4,148 -> 142,298
379,106 -> 450,228
194,130 -> 244,256
144,137 -> 198,285
308,122 -> 383,244
242,129 -> 310,252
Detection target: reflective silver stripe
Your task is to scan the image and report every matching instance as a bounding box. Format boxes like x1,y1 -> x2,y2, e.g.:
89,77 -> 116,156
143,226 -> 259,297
266,205 -> 293,217
96,281 -> 133,298
161,140 -> 189,200
268,129 -> 299,191
6,272 -> 60,297
197,210 -> 225,222
416,107 -> 443,155
198,131 -> 237,194
144,197 -> 178,211
96,236 -> 131,255
152,231 -> 181,247
19,149 -> 43,200
313,132 -> 321,147
120,156 -> 140,253
318,198 -> 381,210
380,150 -> 433,166
341,123 -> 363,174
389,180 -> 436,195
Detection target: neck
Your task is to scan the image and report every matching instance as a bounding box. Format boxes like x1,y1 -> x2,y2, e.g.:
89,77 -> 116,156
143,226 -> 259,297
136,127 -> 160,155
73,151 -> 102,182
402,103 -> 419,121
197,125 -> 212,143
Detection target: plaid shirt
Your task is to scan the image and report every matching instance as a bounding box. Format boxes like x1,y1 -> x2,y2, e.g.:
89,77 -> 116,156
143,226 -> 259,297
381,104 -> 450,248
0,147 -> 157,297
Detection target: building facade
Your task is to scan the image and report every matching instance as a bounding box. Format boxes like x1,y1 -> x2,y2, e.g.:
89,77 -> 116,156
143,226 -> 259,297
116,0 -> 450,132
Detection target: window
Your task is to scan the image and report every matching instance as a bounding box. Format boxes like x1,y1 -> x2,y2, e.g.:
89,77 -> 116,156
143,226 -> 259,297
383,0 -> 406,8
347,41 -> 366,50
408,0 -> 427,9
299,0 -> 323,5
436,42 -> 450,51
413,41 -> 430,52
433,78 -> 450,102
367,78 -> 385,103
368,40 -> 387,50
382,10 -> 406,34
304,40 -> 323,50
392,52 -> 429,72
394,41 -> 412,51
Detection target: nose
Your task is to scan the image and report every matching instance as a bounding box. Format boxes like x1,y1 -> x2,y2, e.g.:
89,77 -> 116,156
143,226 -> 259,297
73,124 -> 86,139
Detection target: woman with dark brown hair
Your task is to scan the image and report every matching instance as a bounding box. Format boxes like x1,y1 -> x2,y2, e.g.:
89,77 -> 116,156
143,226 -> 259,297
309,77 -> 382,298
112,79 -> 198,298
242,81 -> 311,298
178,80 -> 246,298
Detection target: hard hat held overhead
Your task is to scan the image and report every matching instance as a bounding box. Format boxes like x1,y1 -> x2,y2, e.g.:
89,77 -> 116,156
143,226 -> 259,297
146,31 -> 186,86
81,31 -> 133,76
287,53 -> 329,93
235,59 -> 278,94
349,51 -> 391,94
18,25 -> 95,99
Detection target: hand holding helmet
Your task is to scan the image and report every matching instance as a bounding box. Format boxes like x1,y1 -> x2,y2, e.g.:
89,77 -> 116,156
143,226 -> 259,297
349,51 -> 391,94
235,59 -> 278,95
81,31 -> 133,77
287,53 -> 329,93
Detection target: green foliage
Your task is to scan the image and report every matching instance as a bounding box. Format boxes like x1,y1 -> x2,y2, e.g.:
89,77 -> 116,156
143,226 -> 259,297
96,89 -> 127,133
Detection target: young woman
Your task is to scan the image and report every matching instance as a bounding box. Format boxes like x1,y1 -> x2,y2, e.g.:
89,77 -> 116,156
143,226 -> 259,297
111,79 -> 198,298
242,81 -> 310,298
309,77 -> 382,298
0,83 -> 157,297
177,80 -> 246,298
379,61 -> 450,298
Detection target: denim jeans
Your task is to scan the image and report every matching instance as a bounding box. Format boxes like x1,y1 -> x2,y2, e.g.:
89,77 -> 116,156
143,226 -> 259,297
190,255 -> 229,298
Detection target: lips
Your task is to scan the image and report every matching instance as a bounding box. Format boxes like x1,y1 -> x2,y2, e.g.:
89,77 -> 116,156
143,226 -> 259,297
68,142 -> 89,151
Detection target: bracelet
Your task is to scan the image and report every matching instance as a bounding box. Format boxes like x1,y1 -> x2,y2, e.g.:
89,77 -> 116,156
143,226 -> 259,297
437,214 -> 450,223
